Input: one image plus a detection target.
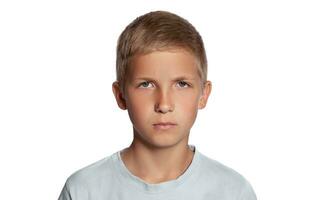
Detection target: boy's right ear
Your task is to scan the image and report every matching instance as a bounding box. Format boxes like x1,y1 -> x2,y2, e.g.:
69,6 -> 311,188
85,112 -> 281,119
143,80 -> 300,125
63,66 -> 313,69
112,81 -> 127,110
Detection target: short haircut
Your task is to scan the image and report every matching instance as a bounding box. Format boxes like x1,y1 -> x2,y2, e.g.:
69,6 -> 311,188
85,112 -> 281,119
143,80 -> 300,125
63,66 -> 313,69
116,10 -> 207,93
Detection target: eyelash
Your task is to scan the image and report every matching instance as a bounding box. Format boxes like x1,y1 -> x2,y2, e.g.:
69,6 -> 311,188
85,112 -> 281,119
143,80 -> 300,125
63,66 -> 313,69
138,81 -> 190,88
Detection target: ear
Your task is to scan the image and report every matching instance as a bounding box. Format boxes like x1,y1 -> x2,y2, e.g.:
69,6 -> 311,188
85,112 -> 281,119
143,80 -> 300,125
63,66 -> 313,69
112,81 -> 127,110
198,81 -> 212,109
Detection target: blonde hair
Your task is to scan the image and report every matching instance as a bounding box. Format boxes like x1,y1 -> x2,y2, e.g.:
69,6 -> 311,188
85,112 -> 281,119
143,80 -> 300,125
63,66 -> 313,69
116,10 -> 207,93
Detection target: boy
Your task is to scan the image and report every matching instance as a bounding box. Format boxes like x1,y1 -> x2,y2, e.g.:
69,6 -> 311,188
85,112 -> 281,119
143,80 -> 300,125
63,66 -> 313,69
58,10 -> 257,200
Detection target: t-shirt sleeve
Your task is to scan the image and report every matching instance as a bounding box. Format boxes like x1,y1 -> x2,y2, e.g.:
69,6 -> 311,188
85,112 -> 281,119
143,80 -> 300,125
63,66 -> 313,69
58,182 -> 72,200
237,179 -> 257,200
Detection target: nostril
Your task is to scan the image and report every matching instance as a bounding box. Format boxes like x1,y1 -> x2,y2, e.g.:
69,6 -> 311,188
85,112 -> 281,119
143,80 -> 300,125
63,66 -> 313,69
155,105 -> 173,113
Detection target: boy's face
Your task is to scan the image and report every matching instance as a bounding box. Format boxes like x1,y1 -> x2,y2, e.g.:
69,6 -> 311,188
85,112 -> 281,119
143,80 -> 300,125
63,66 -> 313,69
112,49 -> 211,149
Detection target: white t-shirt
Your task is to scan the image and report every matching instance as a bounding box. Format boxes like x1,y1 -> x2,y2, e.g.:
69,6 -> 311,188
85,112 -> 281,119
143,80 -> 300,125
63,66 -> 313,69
58,145 -> 257,200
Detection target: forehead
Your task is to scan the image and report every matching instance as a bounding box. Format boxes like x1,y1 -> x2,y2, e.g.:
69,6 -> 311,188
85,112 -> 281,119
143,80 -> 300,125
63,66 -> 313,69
127,49 -> 200,80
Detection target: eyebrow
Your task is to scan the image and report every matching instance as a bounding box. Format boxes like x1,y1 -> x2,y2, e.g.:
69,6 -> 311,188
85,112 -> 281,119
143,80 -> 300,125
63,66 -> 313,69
134,76 -> 196,82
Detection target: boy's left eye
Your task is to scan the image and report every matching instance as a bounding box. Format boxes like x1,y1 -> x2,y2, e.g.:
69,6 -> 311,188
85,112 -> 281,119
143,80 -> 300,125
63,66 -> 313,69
177,81 -> 190,88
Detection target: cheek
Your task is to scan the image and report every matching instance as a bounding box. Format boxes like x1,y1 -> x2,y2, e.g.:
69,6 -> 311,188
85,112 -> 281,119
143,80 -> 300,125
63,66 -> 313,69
126,89 -> 151,107
126,93 -> 153,122
179,100 -> 198,113
175,93 -> 200,115
176,90 -> 201,106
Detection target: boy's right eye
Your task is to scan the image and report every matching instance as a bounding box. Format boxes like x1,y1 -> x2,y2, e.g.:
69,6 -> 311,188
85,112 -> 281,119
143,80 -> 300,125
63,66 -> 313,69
138,81 -> 153,88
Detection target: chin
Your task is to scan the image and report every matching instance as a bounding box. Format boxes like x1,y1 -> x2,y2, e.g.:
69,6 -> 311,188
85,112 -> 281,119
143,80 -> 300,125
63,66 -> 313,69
147,133 -> 187,149
133,126 -> 188,148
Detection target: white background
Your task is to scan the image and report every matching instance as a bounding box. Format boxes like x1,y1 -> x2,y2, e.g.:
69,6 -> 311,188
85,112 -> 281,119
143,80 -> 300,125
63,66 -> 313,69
0,0 -> 326,199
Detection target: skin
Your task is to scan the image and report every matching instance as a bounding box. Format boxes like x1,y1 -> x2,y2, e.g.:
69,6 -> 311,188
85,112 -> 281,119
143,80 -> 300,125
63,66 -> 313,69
112,48 -> 212,184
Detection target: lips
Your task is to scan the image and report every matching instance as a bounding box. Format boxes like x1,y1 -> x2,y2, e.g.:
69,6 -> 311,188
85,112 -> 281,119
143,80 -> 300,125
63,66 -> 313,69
153,122 -> 177,130
153,122 -> 177,126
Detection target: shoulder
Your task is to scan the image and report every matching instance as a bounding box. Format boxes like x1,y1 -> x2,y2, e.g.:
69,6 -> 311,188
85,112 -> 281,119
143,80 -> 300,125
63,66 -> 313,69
65,154 -> 116,189
199,152 -> 246,183
197,152 -> 257,199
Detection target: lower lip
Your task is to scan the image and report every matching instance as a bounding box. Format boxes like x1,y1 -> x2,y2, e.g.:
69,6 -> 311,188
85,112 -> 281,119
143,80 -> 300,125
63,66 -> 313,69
153,124 -> 176,130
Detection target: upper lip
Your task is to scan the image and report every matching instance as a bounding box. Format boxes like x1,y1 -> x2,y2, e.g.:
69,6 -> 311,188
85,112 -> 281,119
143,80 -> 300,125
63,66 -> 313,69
153,122 -> 177,125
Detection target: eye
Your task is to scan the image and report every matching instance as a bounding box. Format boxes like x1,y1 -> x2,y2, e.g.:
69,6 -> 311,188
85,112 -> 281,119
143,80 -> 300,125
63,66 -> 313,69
177,81 -> 190,88
138,81 -> 153,88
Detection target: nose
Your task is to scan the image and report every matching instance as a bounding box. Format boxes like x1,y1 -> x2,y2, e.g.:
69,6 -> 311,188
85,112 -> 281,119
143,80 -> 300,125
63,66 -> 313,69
154,88 -> 174,114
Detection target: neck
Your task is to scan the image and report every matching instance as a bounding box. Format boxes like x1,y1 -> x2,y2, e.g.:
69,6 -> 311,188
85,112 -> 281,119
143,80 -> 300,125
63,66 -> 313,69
120,134 -> 194,184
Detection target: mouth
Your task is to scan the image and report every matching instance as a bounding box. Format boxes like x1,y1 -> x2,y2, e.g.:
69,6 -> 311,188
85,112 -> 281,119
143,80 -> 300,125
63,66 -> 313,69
152,122 -> 177,130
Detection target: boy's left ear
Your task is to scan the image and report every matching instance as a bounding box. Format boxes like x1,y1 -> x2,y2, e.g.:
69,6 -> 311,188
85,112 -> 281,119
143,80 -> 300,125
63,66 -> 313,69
198,81 -> 212,109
